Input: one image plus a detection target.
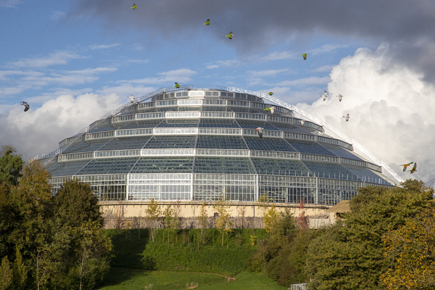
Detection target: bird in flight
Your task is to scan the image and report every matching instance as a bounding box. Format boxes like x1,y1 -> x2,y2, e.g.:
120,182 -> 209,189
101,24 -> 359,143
264,106 -> 276,115
174,82 -> 180,88
204,19 -> 210,26
128,95 -> 136,103
409,163 -> 417,174
300,120 -> 305,126
21,101 -> 30,112
337,94 -> 343,102
131,4 -> 137,10
399,162 -> 414,172
301,54 -> 307,60
226,32 -> 233,39
268,92 -> 273,96
255,127 -> 264,138
321,90 -> 328,101
343,114 -> 350,122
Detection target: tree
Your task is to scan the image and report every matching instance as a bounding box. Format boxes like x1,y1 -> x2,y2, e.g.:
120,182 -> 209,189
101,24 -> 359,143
264,204 -> 280,235
12,247 -> 27,289
380,207 -> 435,289
213,194 -> 233,247
163,205 -> 175,245
198,203 -> 208,245
305,180 -> 435,290
0,256 -> 12,290
53,179 -> 102,227
297,201 -> 309,230
145,199 -> 161,242
0,146 -> 23,186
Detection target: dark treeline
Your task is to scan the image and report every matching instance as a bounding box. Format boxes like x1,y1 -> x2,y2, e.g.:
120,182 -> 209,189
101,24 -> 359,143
0,147 -> 112,290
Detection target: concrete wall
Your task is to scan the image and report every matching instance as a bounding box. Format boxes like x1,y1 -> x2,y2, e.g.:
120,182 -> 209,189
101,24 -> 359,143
99,201 -> 336,229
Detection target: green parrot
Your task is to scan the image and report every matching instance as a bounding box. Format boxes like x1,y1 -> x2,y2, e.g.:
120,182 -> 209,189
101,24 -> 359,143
131,4 -> 137,10
226,32 -> 233,39
268,92 -> 273,96
174,82 -> 180,88
301,53 -> 307,60
399,162 -> 414,172
204,19 -> 210,26
409,163 -> 417,174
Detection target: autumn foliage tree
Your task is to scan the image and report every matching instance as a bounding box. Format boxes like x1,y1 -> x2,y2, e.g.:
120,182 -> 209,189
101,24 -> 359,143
213,194 -> 233,246
381,207 -> 435,289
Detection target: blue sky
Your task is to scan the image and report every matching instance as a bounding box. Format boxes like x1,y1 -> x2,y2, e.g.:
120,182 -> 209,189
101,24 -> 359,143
1,0 -> 435,185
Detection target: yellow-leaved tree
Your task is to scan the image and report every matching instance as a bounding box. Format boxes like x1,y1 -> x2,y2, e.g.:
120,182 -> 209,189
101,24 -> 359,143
213,194 -> 233,247
145,199 -> 161,242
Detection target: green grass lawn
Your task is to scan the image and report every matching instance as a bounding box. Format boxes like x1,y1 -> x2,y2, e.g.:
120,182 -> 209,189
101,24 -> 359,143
98,268 -> 288,290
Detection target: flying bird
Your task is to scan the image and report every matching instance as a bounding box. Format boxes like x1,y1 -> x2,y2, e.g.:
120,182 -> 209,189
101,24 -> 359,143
174,82 -> 180,88
409,163 -> 417,174
128,95 -> 136,103
300,120 -> 305,126
268,92 -> 273,96
343,114 -> 350,122
255,127 -> 264,138
131,4 -> 137,10
226,32 -> 233,39
337,94 -> 343,102
301,54 -> 307,60
399,162 -> 414,172
204,19 -> 210,25
21,101 -> 30,112
264,106 -> 276,114
321,90 -> 328,101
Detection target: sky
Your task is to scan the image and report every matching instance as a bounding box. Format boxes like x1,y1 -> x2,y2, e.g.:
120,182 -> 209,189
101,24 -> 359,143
1,0 -> 435,185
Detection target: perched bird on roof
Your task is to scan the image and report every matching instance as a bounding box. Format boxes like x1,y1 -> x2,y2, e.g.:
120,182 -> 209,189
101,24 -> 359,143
128,95 -> 136,103
268,92 -> 273,96
337,94 -> 343,102
300,120 -> 305,126
255,127 -> 264,138
131,4 -> 137,10
226,32 -> 233,39
21,101 -> 30,112
409,163 -> 417,174
301,54 -> 307,60
264,106 -> 276,114
343,113 -> 350,122
399,162 -> 414,172
321,90 -> 328,101
174,82 -> 180,88
204,19 -> 210,25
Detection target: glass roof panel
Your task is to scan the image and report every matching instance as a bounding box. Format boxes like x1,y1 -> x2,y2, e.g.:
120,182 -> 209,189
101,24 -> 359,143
62,140 -> 110,154
251,158 -> 310,176
196,135 -> 248,149
131,157 -> 194,173
88,125 -> 116,133
144,136 -> 196,148
98,136 -> 152,150
343,165 -> 393,185
156,107 -> 178,112
320,143 -> 366,161
202,106 -> 231,111
194,157 -> 255,174
49,160 -> 91,177
199,118 -> 240,128
244,137 -> 297,152
302,161 -> 357,180
156,119 -> 199,127
285,140 -> 337,156
236,120 -> 280,130
119,120 -> 162,129
76,157 -> 139,175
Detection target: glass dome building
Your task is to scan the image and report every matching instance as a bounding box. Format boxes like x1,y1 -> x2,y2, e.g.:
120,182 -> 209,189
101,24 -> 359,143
36,85 -> 395,205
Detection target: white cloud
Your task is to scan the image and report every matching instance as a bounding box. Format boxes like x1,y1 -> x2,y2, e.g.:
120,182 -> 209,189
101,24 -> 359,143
50,11 -> 66,21
89,43 -> 121,50
309,44 -> 349,55
311,65 -> 335,73
206,60 -> 241,69
119,68 -> 196,85
6,51 -> 85,68
0,0 -> 21,7
295,44 -> 435,184
276,76 -> 330,87
259,51 -> 295,62
248,69 -> 290,78
0,93 -> 123,161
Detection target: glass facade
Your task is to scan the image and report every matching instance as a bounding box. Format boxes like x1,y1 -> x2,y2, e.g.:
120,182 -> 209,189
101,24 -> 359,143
42,87 -> 394,204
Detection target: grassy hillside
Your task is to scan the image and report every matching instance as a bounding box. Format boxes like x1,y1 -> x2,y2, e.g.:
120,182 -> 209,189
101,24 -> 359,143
106,228 -> 267,276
